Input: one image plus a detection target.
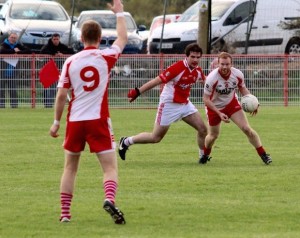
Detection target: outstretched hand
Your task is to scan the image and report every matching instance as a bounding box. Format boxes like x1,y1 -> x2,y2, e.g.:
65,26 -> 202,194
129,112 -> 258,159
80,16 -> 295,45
107,0 -> 124,14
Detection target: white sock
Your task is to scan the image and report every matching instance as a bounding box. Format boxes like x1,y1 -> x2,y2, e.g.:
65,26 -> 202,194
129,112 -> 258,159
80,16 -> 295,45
125,137 -> 134,146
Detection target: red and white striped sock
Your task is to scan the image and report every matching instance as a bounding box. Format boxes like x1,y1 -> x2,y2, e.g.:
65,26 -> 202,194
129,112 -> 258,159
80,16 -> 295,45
104,180 -> 117,204
60,193 -> 73,221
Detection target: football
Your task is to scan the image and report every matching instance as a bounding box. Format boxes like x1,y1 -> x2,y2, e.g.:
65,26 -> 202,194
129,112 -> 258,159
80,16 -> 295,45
241,94 -> 259,113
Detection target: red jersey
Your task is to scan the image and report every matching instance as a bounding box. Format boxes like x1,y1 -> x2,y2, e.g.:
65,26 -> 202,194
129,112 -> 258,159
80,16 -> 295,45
159,58 -> 205,104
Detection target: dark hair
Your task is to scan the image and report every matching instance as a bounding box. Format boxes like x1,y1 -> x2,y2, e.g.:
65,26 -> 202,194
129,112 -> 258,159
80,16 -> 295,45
185,43 -> 203,56
52,33 -> 60,38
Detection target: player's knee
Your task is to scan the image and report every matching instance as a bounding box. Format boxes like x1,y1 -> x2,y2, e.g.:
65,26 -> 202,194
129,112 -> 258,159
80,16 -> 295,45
241,126 -> 253,136
209,133 -> 219,141
152,135 -> 163,143
198,126 -> 207,137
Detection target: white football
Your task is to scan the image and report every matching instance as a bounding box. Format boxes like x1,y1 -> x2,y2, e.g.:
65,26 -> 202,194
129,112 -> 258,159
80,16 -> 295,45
241,94 -> 259,113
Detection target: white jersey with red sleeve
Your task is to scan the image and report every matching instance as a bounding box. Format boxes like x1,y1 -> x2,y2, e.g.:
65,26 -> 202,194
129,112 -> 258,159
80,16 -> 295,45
159,58 -> 205,104
57,45 -> 121,122
204,67 -> 246,109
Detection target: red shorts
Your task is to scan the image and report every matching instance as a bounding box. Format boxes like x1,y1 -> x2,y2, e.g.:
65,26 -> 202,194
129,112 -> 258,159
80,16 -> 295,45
206,97 -> 242,126
63,118 -> 115,153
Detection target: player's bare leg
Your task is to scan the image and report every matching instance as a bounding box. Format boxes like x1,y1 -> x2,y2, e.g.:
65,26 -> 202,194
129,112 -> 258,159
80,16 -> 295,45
59,151 -> 81,222
132,123 -> 169,144
230,110 -> 272,164
199,124 -> 220,164
98,151 -> 125,224
118,124 -> 169,160
182,111 -> 207,157
230,110 -> 262,148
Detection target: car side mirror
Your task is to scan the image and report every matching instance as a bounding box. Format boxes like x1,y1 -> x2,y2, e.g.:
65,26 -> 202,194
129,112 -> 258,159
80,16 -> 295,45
71,16 -> 78,24
138,25 -> 147,31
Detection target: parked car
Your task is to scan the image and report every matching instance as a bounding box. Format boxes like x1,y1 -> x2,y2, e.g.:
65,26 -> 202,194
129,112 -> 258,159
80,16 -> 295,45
147,14 -> 181,53
73,10 -> 146,54
72,10 -> 147,54
0,0 -> 5,10
149,0 -> 300,54
0,0 -> 76,53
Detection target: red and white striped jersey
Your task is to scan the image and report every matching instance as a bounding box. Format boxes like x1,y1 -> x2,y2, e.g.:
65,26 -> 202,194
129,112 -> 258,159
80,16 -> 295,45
57,46 -> 121,122
204,67 -> 246,109
159,58 -> 205,104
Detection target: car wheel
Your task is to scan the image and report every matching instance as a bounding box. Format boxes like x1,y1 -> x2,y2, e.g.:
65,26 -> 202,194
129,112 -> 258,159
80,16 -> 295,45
286,38 -> 300,54
210,38 -> 228,53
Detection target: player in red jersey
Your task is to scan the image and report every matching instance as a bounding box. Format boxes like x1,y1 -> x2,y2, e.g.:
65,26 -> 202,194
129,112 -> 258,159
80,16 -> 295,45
49,0 -> 127,224
118,43 -> 207,162
200,52 -> 272,165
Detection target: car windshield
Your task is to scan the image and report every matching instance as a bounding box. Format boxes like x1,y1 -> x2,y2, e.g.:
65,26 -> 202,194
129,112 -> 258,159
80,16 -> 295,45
77,14 -> 136,30
179,0 -> 235,22
9,3 -> 68,21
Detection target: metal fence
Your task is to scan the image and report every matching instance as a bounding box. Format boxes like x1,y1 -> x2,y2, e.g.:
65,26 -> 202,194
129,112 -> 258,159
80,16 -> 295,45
0,54 -> 299,109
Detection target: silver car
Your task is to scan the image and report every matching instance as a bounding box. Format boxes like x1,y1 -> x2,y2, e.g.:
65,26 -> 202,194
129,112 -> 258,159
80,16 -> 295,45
0,0 -> 75,52
72,10 -> 147,54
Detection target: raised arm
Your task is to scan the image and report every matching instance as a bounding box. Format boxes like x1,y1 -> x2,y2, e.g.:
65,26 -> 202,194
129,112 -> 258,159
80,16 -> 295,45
107,0 -> 128,52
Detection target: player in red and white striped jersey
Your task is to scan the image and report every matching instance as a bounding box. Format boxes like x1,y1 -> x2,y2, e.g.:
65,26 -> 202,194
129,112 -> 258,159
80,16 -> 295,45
49,0 -> 127,224
118,43 -> 207,162
200,52 -> 272,165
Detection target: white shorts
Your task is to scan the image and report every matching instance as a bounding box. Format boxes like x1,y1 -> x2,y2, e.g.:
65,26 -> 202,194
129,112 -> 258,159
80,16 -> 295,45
155,101 -> 198,126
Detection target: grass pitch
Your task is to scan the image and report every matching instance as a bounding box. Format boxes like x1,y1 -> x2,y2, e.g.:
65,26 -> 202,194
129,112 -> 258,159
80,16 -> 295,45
0,107 -> 299,238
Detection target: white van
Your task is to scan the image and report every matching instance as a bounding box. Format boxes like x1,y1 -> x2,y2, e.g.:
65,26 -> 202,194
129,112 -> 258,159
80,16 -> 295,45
149,0 -> 300,54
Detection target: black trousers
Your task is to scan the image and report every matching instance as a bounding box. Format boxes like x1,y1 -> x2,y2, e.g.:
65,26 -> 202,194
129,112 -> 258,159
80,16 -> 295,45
43,82 -> 57,108
0,78 -> 18,108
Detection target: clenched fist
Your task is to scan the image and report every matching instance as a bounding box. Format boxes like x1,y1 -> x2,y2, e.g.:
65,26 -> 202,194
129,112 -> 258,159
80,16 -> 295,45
127,87 -> 141,102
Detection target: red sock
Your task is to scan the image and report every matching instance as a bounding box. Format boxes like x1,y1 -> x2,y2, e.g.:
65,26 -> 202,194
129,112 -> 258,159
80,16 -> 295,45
104,180 -> 117,204
60,193 -> 73,220
256,146 -> 266,156
204,146 -> 211,156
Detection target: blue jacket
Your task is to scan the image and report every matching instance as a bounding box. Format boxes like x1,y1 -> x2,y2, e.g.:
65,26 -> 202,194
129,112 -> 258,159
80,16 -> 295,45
0,38 -> 31,78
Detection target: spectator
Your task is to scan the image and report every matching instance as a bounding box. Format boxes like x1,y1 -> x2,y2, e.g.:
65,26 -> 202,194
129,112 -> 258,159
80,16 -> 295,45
40,33 -> 74,56
0,32 -> 31,108
40,33 -> 74,108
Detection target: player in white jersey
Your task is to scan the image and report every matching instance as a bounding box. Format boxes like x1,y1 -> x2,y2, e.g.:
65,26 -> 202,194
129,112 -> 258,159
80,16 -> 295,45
49,0 -> 127,224
200,52 -> 272,165
118,43 -> 207,162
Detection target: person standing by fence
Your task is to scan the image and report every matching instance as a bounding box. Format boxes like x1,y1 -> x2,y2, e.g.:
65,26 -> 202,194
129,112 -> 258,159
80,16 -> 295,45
0,32 -> 31,108
40,33 -> 74,108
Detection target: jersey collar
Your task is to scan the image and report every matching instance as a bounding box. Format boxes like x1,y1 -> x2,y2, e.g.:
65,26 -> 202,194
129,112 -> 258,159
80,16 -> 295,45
184,58 -> 197,71
84,46 -> 98,50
